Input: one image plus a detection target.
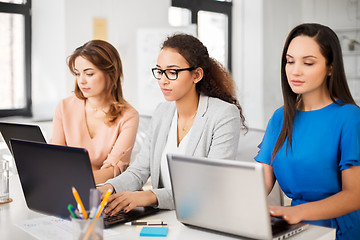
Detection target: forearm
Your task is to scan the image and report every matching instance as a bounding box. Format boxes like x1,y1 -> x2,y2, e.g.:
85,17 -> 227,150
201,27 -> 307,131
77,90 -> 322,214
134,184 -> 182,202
296,189 -> 360,221
259,163 -> 275,195
151,188 -> 175,209
271,166 -> 360,224
143,190 -> 158,207
111,109 -> 139,162
93,167 -> 114,185
106,165 -> 149,193
299,166 -> 360,221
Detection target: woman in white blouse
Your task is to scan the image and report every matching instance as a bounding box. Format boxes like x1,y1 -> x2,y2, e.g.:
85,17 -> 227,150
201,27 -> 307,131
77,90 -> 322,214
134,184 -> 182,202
99,33 -> 247,214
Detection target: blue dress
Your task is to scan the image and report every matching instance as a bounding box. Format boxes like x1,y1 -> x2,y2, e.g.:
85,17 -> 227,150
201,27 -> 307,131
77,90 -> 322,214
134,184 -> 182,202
255,101 -> 360,240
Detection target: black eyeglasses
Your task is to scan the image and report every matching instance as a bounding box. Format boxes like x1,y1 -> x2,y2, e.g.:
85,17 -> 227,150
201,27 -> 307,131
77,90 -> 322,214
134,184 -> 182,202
151,67 -> 196,80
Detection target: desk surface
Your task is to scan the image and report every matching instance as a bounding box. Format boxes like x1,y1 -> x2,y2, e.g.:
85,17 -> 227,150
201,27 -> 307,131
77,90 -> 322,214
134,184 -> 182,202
0,174 -> 336,240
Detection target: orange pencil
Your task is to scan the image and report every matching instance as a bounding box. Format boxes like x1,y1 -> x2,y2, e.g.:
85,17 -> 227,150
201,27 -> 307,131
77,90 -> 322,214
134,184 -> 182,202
94,189 -> 112,219
72,186 -> 88,219
83,189 -> 113,240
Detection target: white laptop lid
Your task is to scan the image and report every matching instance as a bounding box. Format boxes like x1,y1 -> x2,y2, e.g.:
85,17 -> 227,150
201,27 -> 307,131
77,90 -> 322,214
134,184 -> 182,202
167,154 -> 272,239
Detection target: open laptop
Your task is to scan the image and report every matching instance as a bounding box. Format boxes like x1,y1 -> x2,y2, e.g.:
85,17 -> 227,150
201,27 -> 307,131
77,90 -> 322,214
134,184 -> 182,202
167,154 -> 309,240
10,139 -> 158,228
0,122 -> 46,154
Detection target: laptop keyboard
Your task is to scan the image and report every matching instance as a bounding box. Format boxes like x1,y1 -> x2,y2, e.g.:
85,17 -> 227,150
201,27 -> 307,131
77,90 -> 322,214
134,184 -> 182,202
271,217 -> 293,235
103,207 -> 159,228
104,211 -> 128,225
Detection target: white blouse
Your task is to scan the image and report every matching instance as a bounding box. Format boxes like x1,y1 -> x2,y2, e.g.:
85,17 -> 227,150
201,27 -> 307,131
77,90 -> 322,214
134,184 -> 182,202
160,110 -> 192,189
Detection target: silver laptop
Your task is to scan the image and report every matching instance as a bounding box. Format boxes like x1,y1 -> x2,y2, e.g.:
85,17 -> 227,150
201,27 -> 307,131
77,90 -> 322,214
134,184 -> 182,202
167,154 -> 309,240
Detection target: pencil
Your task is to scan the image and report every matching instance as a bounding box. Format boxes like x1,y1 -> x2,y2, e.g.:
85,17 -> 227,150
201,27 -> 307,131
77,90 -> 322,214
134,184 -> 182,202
82,218 -> 98,240
94,189 -> 112,219
83,189 -> 113,240
71,186 -> 88,219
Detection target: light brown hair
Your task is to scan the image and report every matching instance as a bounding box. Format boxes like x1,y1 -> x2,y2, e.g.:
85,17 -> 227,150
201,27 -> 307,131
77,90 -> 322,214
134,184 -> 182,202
68,40 -> 127,124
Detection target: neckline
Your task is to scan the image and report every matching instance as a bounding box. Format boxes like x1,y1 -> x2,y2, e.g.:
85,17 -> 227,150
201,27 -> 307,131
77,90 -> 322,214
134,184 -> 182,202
173,109 -> 194,147
82,100 -> 105,140
296,100 -> 340,113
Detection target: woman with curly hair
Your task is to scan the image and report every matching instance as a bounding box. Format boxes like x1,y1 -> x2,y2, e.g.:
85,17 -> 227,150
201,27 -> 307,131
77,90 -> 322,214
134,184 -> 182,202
98,33 -> 247,213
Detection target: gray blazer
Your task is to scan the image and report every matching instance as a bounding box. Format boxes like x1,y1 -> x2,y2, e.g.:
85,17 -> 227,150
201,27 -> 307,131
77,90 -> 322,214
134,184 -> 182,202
106,94 -> 241,209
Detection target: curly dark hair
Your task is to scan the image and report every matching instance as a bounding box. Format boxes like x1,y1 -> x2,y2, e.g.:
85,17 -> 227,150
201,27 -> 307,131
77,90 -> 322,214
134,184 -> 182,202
162,33 -> 247,131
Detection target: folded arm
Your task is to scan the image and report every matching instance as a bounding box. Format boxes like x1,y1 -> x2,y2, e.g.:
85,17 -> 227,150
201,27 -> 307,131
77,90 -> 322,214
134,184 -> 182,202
101,108 -> 139,177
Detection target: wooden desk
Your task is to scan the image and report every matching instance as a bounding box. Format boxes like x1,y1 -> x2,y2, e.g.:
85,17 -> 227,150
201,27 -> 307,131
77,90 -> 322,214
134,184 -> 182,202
0,174 -> 336,240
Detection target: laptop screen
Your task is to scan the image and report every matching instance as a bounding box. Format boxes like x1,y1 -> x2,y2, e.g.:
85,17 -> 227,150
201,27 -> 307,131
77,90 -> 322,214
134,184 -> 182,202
167,154 -> 272,239
0,122 -> 46,154
10,139 -> 95,219
167,154 -> 309,240
10,139 -> 161,226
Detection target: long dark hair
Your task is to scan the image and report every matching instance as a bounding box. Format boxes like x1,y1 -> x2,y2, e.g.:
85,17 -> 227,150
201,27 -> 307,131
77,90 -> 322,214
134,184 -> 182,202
68,40 -> 127,124
162,33 -> 247,131
272,23 -> 357,160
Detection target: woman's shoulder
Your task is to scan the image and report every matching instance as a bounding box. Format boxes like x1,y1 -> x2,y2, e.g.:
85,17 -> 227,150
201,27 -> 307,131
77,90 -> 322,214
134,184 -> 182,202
206,96 -> 239,114
53,96 -> 83,121
110,103 -> 139,127
118,103 -> 139,122
207,96 -> 234,107
267,106 -> 284,127
336,102 -> 360,113
272,106 -> 284,118
153,101 -> 175,114
56,95 -> 83,111
122,103 -> 139,117
60,95 -> 83,106
334,103 -> 360,123
148,101 -> 176,127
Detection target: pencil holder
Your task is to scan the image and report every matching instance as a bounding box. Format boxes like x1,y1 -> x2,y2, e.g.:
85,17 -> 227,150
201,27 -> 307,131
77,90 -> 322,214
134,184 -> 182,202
71,214 -> 104,240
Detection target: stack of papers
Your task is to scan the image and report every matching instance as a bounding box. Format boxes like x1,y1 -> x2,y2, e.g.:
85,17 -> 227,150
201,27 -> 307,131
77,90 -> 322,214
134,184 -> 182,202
16,216 -> 119,240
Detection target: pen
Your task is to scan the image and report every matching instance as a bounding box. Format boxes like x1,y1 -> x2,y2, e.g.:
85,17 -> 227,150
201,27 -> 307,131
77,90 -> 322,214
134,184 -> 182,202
67,204 -> 77,219
74,208 -> 83,219
94,188 -> 112,219
72,186 -> 88,219
125,220 -> 167,226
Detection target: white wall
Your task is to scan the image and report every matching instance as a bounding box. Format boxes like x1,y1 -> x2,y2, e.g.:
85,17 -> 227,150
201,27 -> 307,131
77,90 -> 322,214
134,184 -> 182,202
235,0 -> 360,129
31,0 -> 360,129
32,0 -> 171,120
232,0 -> 265,129
263,0 -> 303,126
32,0 -> 67,120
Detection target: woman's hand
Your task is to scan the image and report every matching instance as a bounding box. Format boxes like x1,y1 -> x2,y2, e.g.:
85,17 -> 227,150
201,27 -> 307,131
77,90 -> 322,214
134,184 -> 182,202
97,184 -> 115,198
116,161 -> 130,174
104,190 -> 158,216
101,161 -> 129,177
269,205 -> 304,224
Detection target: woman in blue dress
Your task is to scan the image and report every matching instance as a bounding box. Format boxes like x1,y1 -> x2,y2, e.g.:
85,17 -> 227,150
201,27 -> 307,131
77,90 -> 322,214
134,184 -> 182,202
255,23 -> 360,239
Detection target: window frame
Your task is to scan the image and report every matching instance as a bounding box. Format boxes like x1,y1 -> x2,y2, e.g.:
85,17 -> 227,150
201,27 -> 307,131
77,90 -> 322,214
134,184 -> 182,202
171,0 -> 232,71
0,1 -> 32,117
